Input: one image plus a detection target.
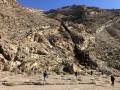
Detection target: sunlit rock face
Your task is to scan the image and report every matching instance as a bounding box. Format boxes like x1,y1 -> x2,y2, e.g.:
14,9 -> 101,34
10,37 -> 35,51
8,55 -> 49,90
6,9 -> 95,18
0,0 -> 16,5
0,1 -> 120,75
46,5 -> 120,75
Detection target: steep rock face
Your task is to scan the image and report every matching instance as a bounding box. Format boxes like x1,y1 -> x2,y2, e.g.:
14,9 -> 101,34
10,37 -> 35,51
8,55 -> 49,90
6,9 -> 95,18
0,1 -> 120,75
0,0 -> 79,73
96,19 -> 120,74
47,5 -> 120,75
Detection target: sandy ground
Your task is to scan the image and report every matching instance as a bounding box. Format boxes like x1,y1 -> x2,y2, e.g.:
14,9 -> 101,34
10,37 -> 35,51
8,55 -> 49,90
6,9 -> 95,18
0,72 -> 120,90
0,84 -> 120,90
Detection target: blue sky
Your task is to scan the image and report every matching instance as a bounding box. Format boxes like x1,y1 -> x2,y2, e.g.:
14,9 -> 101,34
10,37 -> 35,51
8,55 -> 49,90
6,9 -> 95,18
17,0 -> 120,11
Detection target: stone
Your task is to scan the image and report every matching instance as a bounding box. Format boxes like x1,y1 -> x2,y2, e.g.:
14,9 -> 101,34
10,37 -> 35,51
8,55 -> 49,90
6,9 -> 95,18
0,0 -> 119,76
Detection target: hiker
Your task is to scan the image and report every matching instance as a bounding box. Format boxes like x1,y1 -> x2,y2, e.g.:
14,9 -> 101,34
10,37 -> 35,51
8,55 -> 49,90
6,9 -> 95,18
101,71 -> 104,75
111,75 -> 115,86
90,71 -> 93,76
43,71 -> 48,81
75,71 -> 78,78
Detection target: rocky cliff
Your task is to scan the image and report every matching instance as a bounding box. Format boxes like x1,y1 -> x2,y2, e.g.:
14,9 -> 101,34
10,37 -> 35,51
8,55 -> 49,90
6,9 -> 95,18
0,1 -> 120,75
47,5 -> 120,75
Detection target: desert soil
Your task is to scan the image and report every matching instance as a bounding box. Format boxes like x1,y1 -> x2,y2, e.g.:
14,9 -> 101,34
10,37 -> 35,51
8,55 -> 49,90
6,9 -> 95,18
0,72 -> 120,90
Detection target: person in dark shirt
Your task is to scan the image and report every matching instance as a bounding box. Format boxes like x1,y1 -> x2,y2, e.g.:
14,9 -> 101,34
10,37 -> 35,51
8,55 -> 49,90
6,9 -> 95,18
75,71 -> 78,78
43,71 -> 48,81
111,75 -> 115,86
90,71 -> 93,76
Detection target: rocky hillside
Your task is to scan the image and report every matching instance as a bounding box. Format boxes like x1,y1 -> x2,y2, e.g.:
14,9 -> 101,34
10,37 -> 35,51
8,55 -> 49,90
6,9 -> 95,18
47,5 -> 120,75
0,1 -> 120,75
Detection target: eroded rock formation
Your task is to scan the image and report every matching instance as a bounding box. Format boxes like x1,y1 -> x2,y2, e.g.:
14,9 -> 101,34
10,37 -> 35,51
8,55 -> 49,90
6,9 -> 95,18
0,1 -> 120,75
